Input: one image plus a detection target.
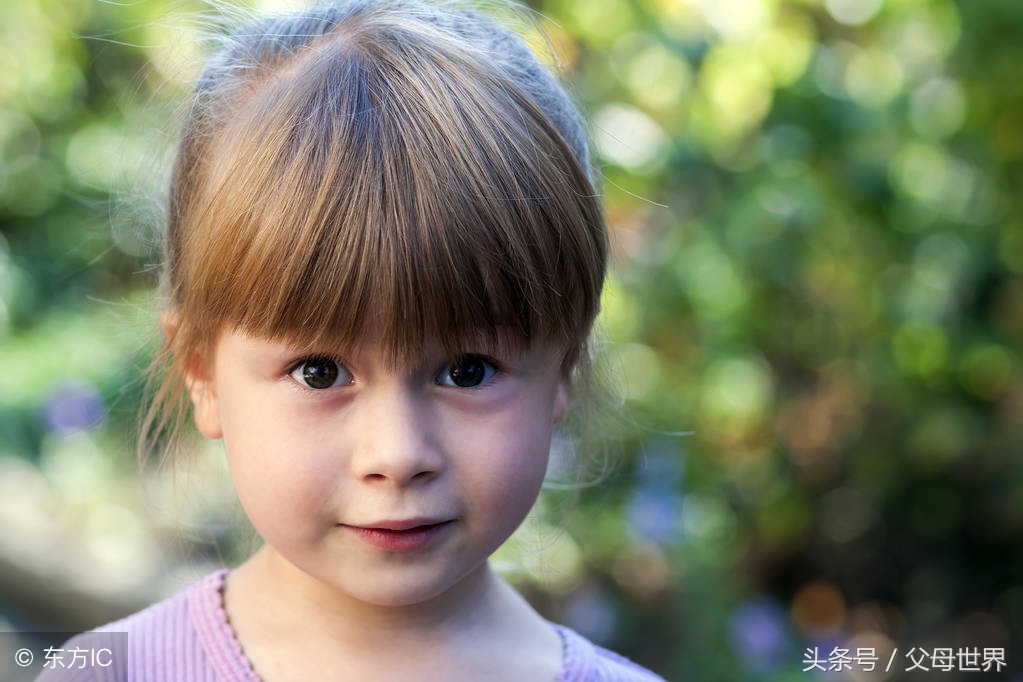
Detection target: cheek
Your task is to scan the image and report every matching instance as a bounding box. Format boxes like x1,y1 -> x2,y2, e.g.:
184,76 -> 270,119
218,395 -> 336,536
450,394 -> 555,518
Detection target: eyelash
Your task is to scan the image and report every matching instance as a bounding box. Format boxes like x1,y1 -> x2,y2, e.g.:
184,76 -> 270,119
286,354 -> 503,391
287,354 -> 352,391
436,355 -> 501,389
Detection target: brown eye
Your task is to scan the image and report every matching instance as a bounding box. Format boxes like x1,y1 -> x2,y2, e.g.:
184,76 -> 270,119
436,355 -> 497,388
290,357 -> 351,389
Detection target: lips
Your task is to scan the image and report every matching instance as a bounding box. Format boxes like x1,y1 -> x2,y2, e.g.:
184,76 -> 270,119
352,518 -> 452,531
345,519 -> 455,551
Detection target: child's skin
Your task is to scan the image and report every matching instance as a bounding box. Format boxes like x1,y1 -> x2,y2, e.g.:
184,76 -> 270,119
181,321 -> 569,680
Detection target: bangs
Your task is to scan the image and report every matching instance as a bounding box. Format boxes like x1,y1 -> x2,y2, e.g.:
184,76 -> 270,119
173,20 -> 605,366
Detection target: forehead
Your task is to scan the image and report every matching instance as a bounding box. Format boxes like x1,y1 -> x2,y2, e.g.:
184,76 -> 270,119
286,322 -> 527,358
216,324 -> 563,371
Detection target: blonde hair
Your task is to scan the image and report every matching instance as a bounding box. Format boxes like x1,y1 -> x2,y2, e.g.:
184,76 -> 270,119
142,0 -> 607,475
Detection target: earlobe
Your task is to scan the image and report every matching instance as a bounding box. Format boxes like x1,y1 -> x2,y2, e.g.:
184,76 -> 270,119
189,374 -> 222,439
164,310 -> 223,439
182,345 -> 222,440
552,378 -> 569,424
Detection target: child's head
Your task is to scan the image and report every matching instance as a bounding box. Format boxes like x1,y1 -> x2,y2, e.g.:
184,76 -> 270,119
145,0 -> 607,484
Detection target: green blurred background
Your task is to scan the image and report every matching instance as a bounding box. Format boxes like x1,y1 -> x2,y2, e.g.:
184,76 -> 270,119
1,0 -> 1021,679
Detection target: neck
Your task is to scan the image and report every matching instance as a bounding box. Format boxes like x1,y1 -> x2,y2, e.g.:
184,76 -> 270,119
227,545 -> 529,655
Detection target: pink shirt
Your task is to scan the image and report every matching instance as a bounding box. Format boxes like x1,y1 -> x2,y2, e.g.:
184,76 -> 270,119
39,570 -> 665,681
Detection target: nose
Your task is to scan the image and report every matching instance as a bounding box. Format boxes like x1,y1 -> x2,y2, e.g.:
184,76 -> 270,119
349,382 -> 444,487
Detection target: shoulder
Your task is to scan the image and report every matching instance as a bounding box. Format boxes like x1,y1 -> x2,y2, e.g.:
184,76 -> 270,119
36,570 -> 247,682
552,624 -> 668,682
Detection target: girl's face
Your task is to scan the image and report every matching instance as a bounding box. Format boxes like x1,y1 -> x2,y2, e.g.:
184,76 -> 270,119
188,326 -> 568,607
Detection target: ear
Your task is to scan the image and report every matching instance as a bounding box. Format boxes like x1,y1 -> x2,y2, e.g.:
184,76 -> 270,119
188,358 -> 223,440
161,311 -> 223,439
159,310 -> 179,344
552,376 -> 569,425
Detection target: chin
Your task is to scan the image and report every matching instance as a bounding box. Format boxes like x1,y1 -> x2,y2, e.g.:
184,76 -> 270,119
350,578 -> 458,608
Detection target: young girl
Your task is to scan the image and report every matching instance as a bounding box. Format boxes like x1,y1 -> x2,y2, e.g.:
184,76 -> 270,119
46,0 -> 665,679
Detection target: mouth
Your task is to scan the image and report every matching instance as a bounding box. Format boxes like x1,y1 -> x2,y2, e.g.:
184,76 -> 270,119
343,520 -> 455,552
350,518 -> 454,531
